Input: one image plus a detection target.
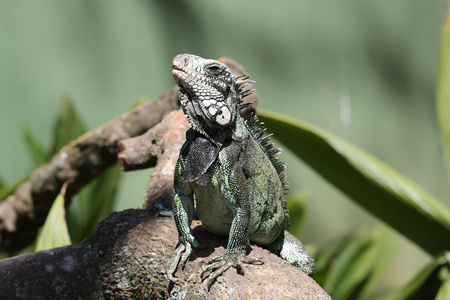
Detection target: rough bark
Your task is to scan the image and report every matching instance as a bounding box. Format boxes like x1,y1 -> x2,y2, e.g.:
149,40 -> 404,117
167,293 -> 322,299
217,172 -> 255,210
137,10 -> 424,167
0,209 -> 331,299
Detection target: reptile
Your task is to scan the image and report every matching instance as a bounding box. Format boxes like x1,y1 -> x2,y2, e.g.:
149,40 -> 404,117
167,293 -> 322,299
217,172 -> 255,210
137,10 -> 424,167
167,54 -> 315,287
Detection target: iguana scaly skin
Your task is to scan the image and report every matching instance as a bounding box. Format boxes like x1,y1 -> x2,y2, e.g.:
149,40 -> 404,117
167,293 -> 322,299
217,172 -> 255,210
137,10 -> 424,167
167,54 -> 315,287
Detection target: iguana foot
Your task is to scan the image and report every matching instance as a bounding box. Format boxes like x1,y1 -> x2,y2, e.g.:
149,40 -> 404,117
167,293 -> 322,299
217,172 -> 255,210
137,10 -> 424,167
167,236 -> 200,282
200,252 -> 262,289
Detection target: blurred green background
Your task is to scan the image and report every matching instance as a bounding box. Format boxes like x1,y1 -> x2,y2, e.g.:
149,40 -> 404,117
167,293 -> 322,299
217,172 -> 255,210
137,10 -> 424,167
1,0 -> 449,292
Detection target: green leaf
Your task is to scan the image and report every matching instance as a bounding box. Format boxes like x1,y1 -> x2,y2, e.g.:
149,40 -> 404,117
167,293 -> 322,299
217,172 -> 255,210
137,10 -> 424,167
286,189 -> 309,237
51,96 -> 87,154
388,252 -> 450,300
318,225 -> 395,300
258,109 -> 450,256
66,165 -> 121,243
35,184 -> 72,251
437,274 -> 450,300
354,226 -> 397,300
22,125 -> 49,167
436,6 -> 450,180
313,232 -> 352,286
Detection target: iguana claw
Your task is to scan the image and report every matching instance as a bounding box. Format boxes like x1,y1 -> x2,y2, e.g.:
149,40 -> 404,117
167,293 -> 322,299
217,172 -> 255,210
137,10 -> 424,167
200,252 -> 262,289
167,237 -> 199,282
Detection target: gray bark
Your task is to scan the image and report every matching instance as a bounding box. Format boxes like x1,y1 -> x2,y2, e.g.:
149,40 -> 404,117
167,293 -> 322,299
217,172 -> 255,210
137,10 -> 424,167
0,209 -> 331,299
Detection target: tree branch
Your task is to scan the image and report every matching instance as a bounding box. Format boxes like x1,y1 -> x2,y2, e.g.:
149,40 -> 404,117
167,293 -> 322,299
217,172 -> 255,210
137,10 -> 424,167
0,210 -> 331,299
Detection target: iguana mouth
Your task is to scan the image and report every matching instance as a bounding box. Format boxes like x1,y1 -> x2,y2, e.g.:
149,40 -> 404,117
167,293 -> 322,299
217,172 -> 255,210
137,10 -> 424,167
172,68 -> 195,101
172,68 -> 187,88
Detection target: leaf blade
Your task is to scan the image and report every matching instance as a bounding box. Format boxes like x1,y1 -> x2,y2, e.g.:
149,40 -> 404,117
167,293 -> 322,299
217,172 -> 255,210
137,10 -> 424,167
258,109 -> 450,256
286,189 -> 309,237
22,125 -> 49,167
319,225 -> 394,300
35,185 -> 71,251
436,5 -> 450,180
388,252 -> 450,300
66,165 -> 121,243
51,96 -> 87,154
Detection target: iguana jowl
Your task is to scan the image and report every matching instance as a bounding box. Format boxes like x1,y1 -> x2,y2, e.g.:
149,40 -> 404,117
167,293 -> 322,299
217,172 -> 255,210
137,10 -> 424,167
167,54 -> 315,286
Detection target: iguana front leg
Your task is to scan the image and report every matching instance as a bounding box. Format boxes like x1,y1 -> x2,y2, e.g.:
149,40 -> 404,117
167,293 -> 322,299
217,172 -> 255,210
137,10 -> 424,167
200,163 -> 261,288
167,161 -> 199,282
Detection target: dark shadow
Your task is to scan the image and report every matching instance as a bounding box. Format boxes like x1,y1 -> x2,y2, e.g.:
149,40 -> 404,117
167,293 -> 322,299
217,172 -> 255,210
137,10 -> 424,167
191,224 -> 227,259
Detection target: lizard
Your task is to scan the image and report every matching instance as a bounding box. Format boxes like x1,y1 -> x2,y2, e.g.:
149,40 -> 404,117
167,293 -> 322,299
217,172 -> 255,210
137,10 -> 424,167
167,54 -> 315,287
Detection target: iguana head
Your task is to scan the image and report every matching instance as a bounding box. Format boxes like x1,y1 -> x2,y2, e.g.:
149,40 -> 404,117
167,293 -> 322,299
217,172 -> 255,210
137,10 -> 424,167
172,54 -> 242,137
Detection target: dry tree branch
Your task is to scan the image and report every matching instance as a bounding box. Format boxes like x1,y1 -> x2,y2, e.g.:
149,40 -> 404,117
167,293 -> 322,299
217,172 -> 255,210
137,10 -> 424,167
0,211 -> 330,299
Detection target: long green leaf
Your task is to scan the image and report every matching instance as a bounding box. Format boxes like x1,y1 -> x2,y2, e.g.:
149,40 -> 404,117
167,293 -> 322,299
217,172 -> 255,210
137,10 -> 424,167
23,125 -> 49,167
437,274 -> 450,300
313,231 -> 354,286
35,184 -> 72,251
286,189 -> 309,237
354,225 -> 397,300
437,5 -> 450,180
320,225 -> 395,300
51,96 -> 87,154
66,165 -> 121,243
258,109 -> 450,256
388,252 -> 450,300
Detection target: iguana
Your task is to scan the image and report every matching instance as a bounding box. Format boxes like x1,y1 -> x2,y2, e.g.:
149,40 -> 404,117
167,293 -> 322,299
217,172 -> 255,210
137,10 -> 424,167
167,54 -> 315,287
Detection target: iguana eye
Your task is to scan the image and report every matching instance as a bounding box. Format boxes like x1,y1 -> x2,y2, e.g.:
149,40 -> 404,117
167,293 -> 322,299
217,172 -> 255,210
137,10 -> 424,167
207,65 -> 221,74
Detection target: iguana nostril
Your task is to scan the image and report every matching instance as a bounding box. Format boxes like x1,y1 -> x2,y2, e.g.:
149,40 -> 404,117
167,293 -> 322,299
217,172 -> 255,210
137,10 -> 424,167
172,54 -> 188,70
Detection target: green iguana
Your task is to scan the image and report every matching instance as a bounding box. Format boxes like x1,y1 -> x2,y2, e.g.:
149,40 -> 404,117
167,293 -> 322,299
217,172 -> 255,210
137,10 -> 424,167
167,54 -> 315,287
